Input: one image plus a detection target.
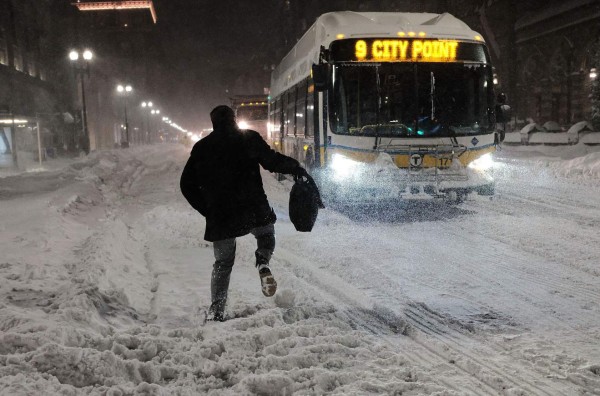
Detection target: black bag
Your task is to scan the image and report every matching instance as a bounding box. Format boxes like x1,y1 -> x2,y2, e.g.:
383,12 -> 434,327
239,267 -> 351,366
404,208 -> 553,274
289,174 -> 325,232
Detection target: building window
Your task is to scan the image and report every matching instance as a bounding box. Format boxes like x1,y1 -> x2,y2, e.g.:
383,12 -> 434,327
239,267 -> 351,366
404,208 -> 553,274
0,27 -> 6,65
551,93 -> 561,123
28,54 -> 36,77
13,45 -> 23,72
519,54 -> 545,122
0,40 -> 7,65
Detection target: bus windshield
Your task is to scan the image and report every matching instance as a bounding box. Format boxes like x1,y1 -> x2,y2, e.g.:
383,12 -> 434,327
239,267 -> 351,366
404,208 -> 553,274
330,62 -> 494,137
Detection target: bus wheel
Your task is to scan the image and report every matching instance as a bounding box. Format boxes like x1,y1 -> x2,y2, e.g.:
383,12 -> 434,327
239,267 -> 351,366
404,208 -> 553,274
445,190 -> 465,204
477,183 -> 495,196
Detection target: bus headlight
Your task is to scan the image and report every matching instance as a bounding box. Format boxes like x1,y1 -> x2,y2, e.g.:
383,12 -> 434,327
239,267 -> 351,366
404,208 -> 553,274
238,120 -> 249,129
331,154 -> 362,180
468,153 -> 494,171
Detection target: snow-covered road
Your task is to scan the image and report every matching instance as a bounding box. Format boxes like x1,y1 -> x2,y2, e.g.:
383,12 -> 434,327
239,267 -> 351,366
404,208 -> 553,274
1,144 -> 599,395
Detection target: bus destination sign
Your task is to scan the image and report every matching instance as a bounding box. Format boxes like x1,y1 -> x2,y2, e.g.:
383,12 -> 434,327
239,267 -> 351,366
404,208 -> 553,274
330,38 -> 487,63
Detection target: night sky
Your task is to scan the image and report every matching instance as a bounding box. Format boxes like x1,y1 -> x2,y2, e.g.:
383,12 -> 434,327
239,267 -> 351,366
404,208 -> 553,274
148,0 -> 448,131
151,0 -> 289,130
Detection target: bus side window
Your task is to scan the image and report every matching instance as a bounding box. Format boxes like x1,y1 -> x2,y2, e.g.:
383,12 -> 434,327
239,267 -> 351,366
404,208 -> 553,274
275,98 -> 282,137
282,92 -> 289,136
296,79 -> 307,137
306,81 -> 315,137
286,88 -> 296,136
268,101 -> 275,141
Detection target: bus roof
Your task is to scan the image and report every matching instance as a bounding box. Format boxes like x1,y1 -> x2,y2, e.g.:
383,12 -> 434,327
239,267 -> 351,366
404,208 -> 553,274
230,95 -> 268,108
270,11 -> 484,98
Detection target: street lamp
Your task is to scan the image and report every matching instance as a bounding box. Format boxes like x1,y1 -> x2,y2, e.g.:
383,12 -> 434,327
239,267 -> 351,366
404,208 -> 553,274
141,101 -> 154,143
150,109 -> 162,142
117,84 -> 133,147
69,49 -> 93,154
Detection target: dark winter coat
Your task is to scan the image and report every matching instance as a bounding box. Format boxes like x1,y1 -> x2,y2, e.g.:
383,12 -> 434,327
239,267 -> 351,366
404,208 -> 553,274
180,126 -> 300,242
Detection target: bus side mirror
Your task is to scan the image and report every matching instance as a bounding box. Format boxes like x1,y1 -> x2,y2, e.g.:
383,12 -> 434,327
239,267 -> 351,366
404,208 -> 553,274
495,93 -> 511,123
496,104 -> 512,123
312,64 -> 328,92
496,92 -> 507,105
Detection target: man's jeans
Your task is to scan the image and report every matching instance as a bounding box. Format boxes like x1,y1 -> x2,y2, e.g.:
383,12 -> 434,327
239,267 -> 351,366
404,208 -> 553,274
209,224 -> 275,314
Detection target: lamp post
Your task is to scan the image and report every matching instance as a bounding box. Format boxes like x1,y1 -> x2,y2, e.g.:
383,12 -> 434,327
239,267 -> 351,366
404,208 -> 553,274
117,84 -> 132,147
151,108 -> 160,142
141,101 -> 153,143
69,49 -> 93,154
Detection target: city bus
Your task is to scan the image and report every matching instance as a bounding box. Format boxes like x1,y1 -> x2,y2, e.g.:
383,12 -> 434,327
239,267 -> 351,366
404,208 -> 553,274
269,11 -> 506,203
230,95 -> 269,140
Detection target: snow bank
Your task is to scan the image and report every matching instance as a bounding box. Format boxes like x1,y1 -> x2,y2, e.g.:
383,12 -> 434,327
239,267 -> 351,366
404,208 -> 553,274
501,143 -> 600,180
519,122 -> 545,135
567,121 -> 594,135
546,151 -> 600,179
528,132 -> 571,144
504,121 -> 595,146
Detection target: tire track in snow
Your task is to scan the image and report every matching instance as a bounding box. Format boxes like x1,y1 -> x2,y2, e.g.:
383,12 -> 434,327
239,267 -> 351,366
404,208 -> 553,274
273,246 -> 559,395
364,222 -> 598,389
272,250 -> 494,395
462,196 -> 600,301
339,244 -> 573,395
443,225 -> 600,323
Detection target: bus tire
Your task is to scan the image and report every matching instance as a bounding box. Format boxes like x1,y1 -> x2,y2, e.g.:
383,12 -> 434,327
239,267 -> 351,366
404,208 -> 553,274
476,183 -> 495,196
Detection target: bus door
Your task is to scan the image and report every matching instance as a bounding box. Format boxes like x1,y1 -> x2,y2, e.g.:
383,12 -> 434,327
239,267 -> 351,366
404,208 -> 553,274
311,63 -> 329,168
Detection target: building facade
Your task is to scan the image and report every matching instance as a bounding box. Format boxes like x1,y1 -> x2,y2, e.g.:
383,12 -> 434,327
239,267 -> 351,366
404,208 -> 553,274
71,0 -> 162,149
446,0 -> 600,129
0,0 -> 76,167
514,0 -> 599,126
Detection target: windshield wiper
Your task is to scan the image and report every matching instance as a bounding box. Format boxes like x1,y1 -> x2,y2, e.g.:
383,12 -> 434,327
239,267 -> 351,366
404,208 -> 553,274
358,123 -> 412,136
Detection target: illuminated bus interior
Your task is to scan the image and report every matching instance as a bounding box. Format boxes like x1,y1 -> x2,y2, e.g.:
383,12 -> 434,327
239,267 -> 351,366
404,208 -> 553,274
330,62 -> 494,137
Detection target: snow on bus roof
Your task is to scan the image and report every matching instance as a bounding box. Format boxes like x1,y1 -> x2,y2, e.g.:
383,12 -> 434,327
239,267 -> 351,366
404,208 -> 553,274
318,11 -> 477,36
270,11 -> 483,98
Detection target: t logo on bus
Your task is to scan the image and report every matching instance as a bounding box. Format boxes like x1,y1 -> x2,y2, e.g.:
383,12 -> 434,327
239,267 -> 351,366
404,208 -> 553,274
410,154 -> 423,167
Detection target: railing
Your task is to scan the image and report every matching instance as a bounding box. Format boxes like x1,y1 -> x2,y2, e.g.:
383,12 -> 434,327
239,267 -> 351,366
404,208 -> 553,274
502,121 -> 599,146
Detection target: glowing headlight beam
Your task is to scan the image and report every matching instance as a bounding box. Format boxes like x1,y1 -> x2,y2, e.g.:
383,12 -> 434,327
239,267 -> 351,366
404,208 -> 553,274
330,153 -> 362,180
468,153 -> 494,171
